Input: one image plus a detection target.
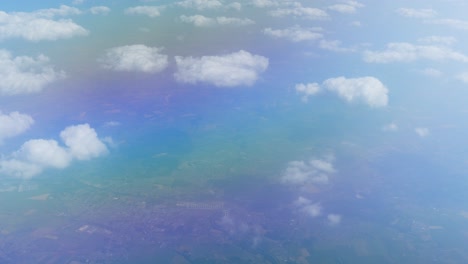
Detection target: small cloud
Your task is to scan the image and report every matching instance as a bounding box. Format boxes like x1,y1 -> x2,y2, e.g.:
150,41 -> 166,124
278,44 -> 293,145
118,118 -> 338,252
270,3 -> 328,20
0,111 -> 34,144
319,39 -> 354,52
295,83 -> 320,102
382,122 -> 398,132
99,45 -> 168,73
0,50 -> 65,96
216,17 -> 255,26
252,0 -> 278,8
396,8 -> 437,18
90,6 -> 111,15
263,26 -> 323,42
328,1 -> 364,14
323,76 -> 389,107
415,127 -> 430,137
174,50 -> 268,87
327,214 -> 342,225
426,19 -> 468,30
125,6 -> 162,17
282,157 -> 335,185
177,0 -> 223,10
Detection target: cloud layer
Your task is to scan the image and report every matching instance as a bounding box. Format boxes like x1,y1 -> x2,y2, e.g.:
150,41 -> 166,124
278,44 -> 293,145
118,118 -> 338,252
175,50 -> 268,87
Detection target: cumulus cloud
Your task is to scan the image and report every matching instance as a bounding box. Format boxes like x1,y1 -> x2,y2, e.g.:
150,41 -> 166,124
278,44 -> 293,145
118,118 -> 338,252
270,3 -> 328,20
323,76 -> 388,107
396,8 -> 437,18
282,157 -> 335,185
124,6 -> 162,17
0,5 -> 88,41
90,6 -> 111,15
415,127 -> 430,137
363,42 -> 468,63
0,124 -> 108,178
0,50 -> 65,96
263,26 -> 323,42
177,0 -> 223,10
295,83 -> 320,102
328,1 -> 364,14
0,111 -> 34,143
99,45 -> 168,73
180,15 -> 254,27
174,50 -> 268,87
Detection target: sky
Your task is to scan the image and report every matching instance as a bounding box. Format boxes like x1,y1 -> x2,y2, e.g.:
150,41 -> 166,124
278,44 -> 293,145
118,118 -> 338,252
3,0 -> 468,262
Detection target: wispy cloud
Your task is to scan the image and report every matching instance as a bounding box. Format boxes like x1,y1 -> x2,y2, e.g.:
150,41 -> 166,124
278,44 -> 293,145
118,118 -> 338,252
328,1 -> 364,14
263,26 -> 323,42
396,8 -> 437,18
180,15 -> 254,27
363,42 -> 468,63
90,6 -> 111,15
270,3 -> 328,20
295,83 -> 320,102
177,0 -> 223,10
175,50 -> 268,87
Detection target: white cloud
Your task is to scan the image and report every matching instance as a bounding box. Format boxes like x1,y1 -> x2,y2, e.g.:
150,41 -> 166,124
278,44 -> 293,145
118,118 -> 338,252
99,45 -> 168,73
124,6 -> 162,17
180,15 -> 254,27
175,50 -> 268,87
177,0 -> 223,10
382,122 -> 398,132
327,214 -> 342,225
323,76 -> 389,107
328,1 -> 364,14
18,139 -> 72,168
0,124 -> 108,178
295,83 -> 320,102
90,6 -> 111,15
282,157 -> 335,185
104,121 -> 121,127
363,42 -> 468,63
270,3 -> 328,20
396,8 -> 437,18
0,50 -> 65,96
415,127 -> 430,137
0,111 -> 34,143
60,124 -> 108,160
0,5 -> 88,41
263,26 -> 323,42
